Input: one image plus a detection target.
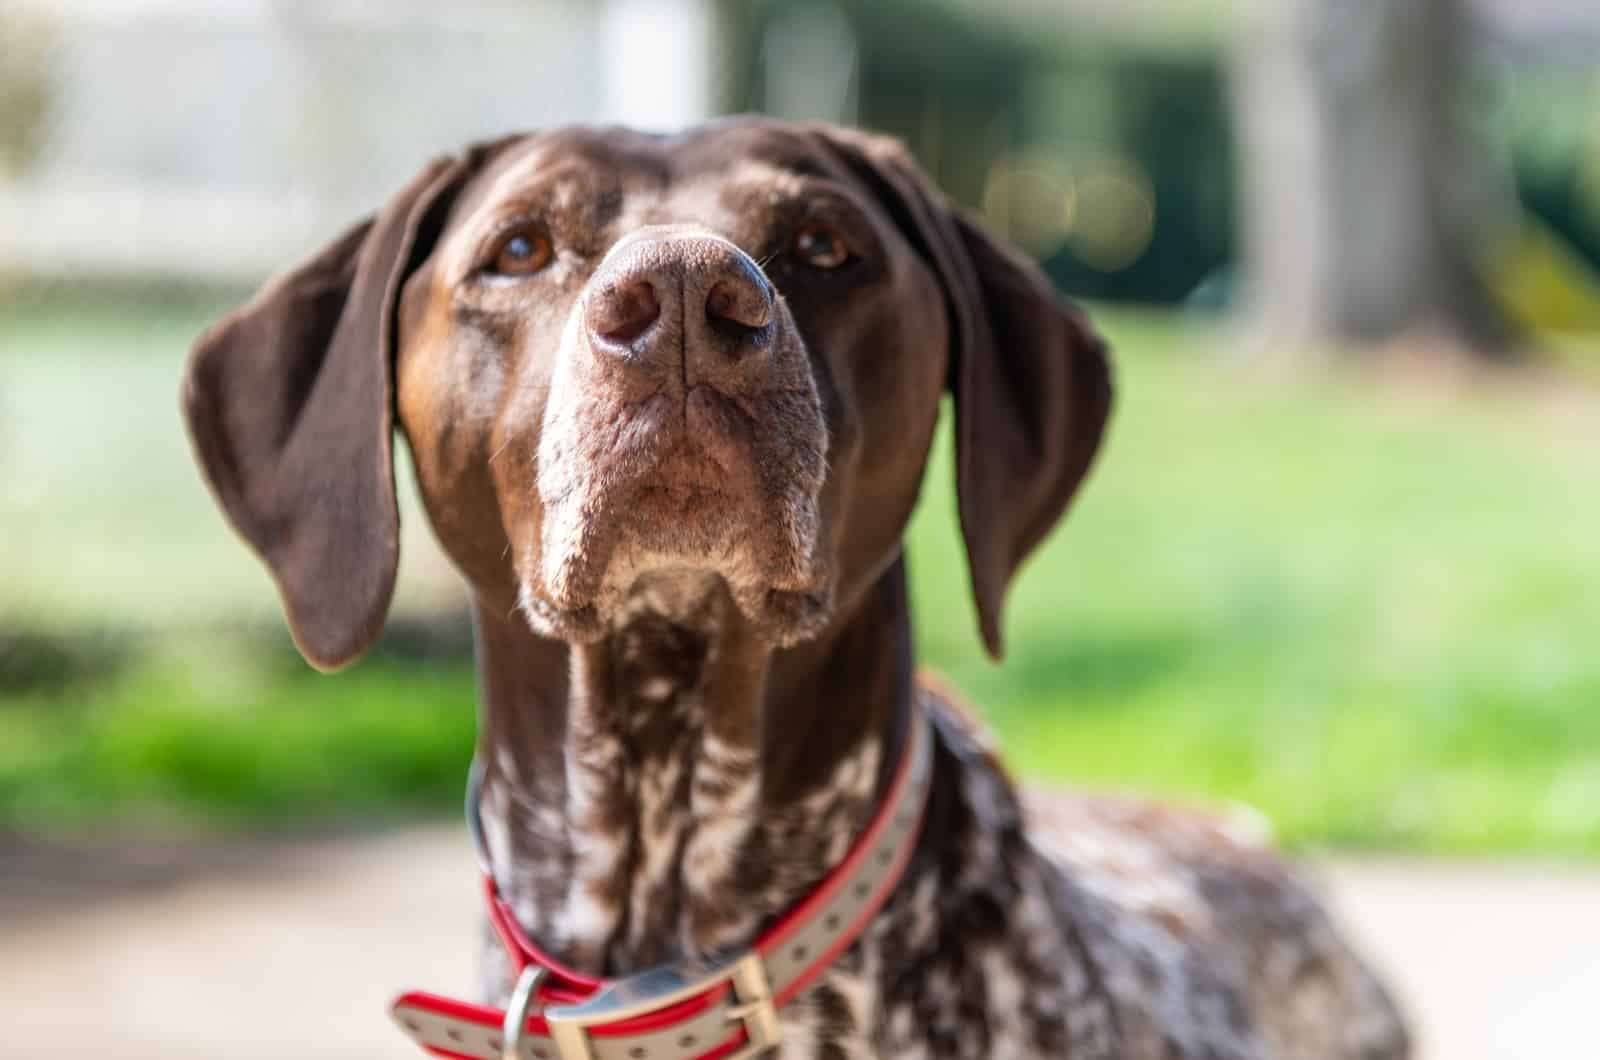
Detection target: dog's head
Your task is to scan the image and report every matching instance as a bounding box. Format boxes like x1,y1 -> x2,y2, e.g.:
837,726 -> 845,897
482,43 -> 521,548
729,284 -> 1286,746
182,119 -> 1111,669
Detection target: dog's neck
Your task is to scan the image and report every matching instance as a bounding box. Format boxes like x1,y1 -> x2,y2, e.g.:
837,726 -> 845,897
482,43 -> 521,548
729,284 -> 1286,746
473,559 -> 913,976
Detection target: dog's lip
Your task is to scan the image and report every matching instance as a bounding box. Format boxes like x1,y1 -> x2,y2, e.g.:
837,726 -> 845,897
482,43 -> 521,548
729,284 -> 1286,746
639,384 -> 757,429
528,367 -> 829,644
602,384 -> 750,441
756,585 -> 834,644
580,385 -> 760,490
520,574 -> 832,647
518,584 -> 606,642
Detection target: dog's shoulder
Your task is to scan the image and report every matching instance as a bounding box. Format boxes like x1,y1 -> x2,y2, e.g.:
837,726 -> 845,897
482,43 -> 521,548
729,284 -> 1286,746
913,674 -> 1409,1059
1023,788 -> 1411,1060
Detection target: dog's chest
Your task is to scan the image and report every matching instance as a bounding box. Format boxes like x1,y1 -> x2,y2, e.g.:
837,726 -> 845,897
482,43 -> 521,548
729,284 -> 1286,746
534,595 -> 886,972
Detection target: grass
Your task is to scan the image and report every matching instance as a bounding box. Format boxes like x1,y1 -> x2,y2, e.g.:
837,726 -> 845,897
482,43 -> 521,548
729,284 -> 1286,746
3,297 -> 1599,854
0,640 -> 476,829
0,289 -> 462,631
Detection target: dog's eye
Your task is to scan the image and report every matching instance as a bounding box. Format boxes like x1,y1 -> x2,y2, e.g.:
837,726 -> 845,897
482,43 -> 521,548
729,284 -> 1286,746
488,227 -> 553,276
791,222 -> 851,269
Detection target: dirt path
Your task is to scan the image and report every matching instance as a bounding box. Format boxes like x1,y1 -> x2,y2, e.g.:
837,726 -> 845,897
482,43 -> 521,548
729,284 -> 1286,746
1322,859 -> 1600,1060
2,827 -> 1594,1059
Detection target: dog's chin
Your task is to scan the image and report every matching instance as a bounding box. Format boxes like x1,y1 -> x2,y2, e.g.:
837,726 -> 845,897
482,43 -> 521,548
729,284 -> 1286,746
520,480 -> 832,646
528,378 -> 830,646
521,554 -> 832,647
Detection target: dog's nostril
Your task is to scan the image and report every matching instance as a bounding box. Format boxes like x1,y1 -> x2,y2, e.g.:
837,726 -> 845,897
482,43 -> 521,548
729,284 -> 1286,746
705,277 -> 772,333
588,278 -> 661,345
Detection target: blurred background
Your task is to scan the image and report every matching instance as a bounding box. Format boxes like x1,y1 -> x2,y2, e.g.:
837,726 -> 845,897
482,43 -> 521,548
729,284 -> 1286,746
2,0 -> 1598,1057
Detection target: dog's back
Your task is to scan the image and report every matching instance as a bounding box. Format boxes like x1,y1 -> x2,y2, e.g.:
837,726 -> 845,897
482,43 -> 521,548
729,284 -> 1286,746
1032,792 -> 1410,1059
919,683 -> 1409,1060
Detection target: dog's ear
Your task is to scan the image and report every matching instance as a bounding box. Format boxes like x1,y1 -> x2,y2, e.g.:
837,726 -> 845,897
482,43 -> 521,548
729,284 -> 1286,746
814,128 -> 1113,659
942,208 -> 1112,659
181,148 -> 490,671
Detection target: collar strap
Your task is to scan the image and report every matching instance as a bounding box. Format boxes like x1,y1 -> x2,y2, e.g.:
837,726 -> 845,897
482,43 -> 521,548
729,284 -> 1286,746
392,698 -> 933,1060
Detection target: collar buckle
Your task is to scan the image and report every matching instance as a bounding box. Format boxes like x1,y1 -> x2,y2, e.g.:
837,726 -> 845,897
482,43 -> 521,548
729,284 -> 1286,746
714,954 -> 783,1059
543,951 -> 780,1060
501,964 -> 547,1060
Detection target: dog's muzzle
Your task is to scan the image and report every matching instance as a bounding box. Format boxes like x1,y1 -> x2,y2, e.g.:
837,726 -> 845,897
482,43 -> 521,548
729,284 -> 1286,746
524,227 -> 831,646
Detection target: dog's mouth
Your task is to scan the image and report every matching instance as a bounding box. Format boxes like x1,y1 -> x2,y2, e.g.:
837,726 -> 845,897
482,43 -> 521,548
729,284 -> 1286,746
521,383 -> 831,645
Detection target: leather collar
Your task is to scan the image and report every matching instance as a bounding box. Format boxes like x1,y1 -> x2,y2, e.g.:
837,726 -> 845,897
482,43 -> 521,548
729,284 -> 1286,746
392,696 -> 933,1060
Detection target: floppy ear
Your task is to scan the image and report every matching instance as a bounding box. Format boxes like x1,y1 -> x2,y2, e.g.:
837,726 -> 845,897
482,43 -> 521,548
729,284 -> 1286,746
180,151 -> 483,671
814,128 -> 1113,659
943,210 -> 1112,658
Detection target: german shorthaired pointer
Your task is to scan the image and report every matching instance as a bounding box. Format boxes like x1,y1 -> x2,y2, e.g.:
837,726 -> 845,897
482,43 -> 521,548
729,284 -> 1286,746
183,118 -> 1409,1059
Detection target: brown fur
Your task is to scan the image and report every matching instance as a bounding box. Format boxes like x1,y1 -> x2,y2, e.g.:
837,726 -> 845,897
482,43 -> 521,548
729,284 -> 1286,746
182,117 -> 1406,1058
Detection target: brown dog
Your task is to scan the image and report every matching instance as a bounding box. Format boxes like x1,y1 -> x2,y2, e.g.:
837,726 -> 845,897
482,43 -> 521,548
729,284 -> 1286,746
183,119 -> 1408,1059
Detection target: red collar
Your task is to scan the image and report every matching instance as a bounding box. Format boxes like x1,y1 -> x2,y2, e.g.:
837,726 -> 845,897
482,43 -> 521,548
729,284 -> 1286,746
393,698 -> 933,1060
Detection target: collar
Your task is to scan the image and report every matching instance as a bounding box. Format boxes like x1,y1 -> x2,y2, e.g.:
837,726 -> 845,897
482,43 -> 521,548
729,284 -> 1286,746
392,696 -> 933,1060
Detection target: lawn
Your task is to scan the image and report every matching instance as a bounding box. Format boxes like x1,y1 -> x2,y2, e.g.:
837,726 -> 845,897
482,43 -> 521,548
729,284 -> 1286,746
3,296 -> 1599,854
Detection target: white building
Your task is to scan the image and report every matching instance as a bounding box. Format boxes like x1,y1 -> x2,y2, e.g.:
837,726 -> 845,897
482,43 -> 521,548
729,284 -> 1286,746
0,0 -> 722,281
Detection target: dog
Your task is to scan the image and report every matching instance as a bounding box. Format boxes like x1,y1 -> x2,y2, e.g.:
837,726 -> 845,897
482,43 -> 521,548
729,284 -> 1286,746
182,118 -> 1409,1059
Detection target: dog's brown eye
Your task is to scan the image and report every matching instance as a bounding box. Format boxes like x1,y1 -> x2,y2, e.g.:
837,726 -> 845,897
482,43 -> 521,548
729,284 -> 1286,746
791,222 -> 851,269
489,227 -> 553,276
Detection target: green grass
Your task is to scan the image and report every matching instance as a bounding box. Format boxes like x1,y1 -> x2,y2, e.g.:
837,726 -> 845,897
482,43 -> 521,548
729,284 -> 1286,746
0,290 -> 463,631
908,314 -> 1600,855
4,299 -> 1600,854
0,639 -> 476,829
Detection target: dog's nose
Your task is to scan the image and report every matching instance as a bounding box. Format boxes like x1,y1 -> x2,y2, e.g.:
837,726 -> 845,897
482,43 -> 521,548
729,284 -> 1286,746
705,274 -> 772,332
586,275 -> 661,345
584,230 -> 775,391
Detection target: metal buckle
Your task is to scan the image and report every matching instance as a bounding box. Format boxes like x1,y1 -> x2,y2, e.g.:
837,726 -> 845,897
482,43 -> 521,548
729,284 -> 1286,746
502,964 -> 547,1060
543,952 -> 781,1060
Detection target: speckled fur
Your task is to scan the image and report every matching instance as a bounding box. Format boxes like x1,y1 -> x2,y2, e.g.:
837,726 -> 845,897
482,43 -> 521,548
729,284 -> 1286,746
487,572 -> 886,980
484,654 -> 1409,1060
866,689 -> 1411,1060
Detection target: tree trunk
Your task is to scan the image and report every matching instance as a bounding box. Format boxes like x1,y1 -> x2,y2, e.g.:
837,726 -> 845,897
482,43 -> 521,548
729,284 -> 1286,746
1232,0 -> 1516,357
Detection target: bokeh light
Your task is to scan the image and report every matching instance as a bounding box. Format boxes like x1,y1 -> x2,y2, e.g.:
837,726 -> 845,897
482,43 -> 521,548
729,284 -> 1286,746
1064,154 -> 1156,273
